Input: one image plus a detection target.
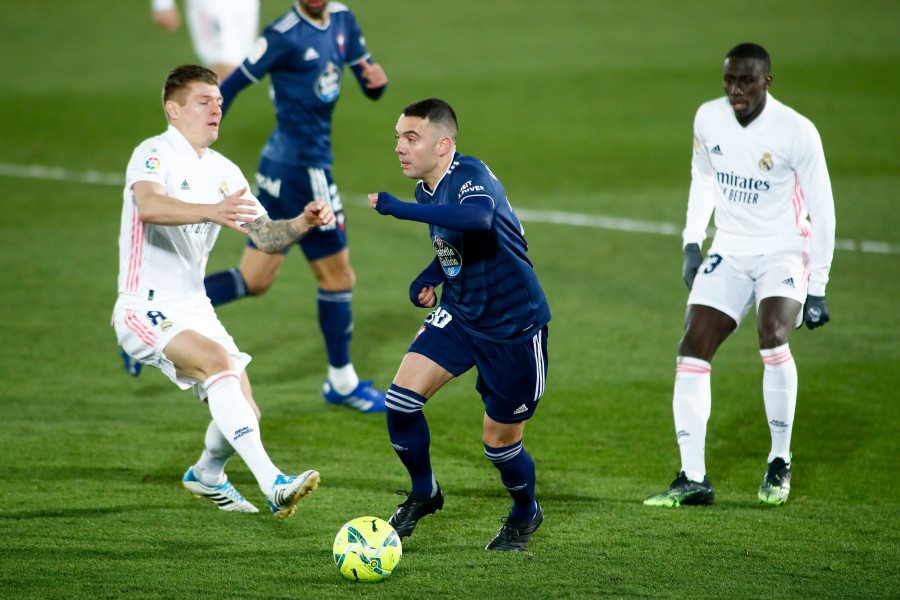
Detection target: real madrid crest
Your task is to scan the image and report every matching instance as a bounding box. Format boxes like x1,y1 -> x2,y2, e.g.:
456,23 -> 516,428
219,181 -> 229,200
759,152 -> 774,171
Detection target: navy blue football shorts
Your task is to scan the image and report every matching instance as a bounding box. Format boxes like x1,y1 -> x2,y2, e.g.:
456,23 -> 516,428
248,157 -> 347,261
408,306 -> 549,424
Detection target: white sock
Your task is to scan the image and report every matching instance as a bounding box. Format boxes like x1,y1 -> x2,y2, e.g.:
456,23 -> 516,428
328,363 -> 359,396
204,371 -> 281,492
673,356 -> 712,482
760,344 -> 797,464
191,421 -> 236,487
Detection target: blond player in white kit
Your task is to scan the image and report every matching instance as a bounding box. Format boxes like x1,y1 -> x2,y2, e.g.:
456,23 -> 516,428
113,65 -> 334,518
152,0 -> 259,81
644,43 -> 836,508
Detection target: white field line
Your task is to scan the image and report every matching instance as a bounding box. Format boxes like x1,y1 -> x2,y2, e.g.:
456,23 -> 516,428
2,161 -> 898,255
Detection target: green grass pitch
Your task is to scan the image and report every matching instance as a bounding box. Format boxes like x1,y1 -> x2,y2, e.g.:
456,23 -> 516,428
1,1 -> 898,598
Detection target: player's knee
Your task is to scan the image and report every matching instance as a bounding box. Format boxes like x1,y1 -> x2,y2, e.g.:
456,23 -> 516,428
202,346 -> 236,379
244,280 -> 273,296
240,270 -> 277,296
758,328 -> 791,349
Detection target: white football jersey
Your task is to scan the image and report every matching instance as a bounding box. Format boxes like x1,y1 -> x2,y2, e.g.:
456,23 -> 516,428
684,94 -> 835,295
117,125 -> 266,301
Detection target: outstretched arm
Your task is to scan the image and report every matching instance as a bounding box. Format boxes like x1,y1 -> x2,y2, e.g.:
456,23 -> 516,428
133,181 -> 258,232
368,192 -> 493,231
244,200 -> 335,254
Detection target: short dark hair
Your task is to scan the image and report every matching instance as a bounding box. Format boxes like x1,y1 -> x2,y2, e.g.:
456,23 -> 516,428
163,64 -> 219,105
402,98 -> 458,141
725,43 -> 771,74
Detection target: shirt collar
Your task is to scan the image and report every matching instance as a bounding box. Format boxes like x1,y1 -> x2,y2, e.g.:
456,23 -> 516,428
294,2 -> 331,29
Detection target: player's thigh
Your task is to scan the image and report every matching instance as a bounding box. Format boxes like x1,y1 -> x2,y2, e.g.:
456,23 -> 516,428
392,352 -> 455,400
113,299 -> 251,392
688,253 -> 755,327
752,251 -> 808,329
162,329 -> 234,381
475,325 -> 549,425
238,245 -> 286,293
403,306 -> 476,396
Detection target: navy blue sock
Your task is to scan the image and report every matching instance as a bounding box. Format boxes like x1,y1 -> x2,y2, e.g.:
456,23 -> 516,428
204,268 -> 247,307
386,385 -> 435,497
484,440 -> 537,520
318,289 -> 352,367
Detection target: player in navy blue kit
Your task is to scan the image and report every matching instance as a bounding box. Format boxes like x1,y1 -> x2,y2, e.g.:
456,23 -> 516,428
368,99 -> 551,551
203,0 -> 388,412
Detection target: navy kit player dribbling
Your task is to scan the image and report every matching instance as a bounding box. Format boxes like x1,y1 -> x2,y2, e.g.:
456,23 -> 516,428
203,0 -> 389,412
368,99 -> 551,551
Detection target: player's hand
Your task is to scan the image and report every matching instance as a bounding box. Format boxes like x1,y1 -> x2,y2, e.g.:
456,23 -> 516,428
415,286 -> 437,308
368,192 -> 398,215
360,61 -> 388,89
303,199 -> 335,228
215,187 -> 258,233
153,8 -> 181,31
682,243 -> 702,290
803,295 -> 830,329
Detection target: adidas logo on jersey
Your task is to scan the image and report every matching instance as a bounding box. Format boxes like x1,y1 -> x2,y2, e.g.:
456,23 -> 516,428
180,180 -> 191,190
513,404 -> 529,415
710,145 -> 723,155
782,277 -> 795,288
304,47 -> 319,61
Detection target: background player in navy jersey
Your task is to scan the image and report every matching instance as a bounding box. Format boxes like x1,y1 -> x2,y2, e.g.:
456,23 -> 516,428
202,0 -> 389,412
368,98 -> 551,551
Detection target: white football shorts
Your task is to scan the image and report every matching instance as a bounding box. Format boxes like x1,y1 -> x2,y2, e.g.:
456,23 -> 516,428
112,295 -> 251,398
186,0 -> 259,67
687,250 -> 809,328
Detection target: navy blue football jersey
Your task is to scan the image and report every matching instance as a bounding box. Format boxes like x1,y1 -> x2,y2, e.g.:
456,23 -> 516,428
416,153 -> 551,343
234,2 -> 371,168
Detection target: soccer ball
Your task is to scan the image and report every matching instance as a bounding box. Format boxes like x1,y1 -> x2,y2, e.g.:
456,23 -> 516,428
333,516 -> 402,582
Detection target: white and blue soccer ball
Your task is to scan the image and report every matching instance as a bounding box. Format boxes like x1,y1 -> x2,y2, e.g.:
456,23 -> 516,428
333,516 -> 402,582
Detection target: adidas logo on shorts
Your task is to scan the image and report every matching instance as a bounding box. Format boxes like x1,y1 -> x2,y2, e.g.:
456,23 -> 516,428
781,277 -> 795,288
181,179 -> 191,190
513,404 -> 529,415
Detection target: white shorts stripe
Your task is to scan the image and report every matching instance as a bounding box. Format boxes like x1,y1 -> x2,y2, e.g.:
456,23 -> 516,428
532,329 -> 545,403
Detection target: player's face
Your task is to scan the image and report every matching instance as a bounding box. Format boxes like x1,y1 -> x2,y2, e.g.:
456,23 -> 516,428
299,0 -> 328,20
170,82 -> 223,153
723,57 -> 771,126
395,115 -> 444,182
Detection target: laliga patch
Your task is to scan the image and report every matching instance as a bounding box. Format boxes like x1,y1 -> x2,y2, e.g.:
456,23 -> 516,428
145,157 -> 161,170
758,152 -> 774,171
247,37 -> 267,65
433,236 -> 462,277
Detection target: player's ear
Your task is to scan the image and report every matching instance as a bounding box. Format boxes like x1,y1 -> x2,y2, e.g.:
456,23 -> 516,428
437,136 -> 452,157
164,100 -> 180,122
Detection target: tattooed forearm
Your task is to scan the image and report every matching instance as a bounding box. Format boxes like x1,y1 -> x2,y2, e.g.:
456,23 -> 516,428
244,215 -> 308,254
